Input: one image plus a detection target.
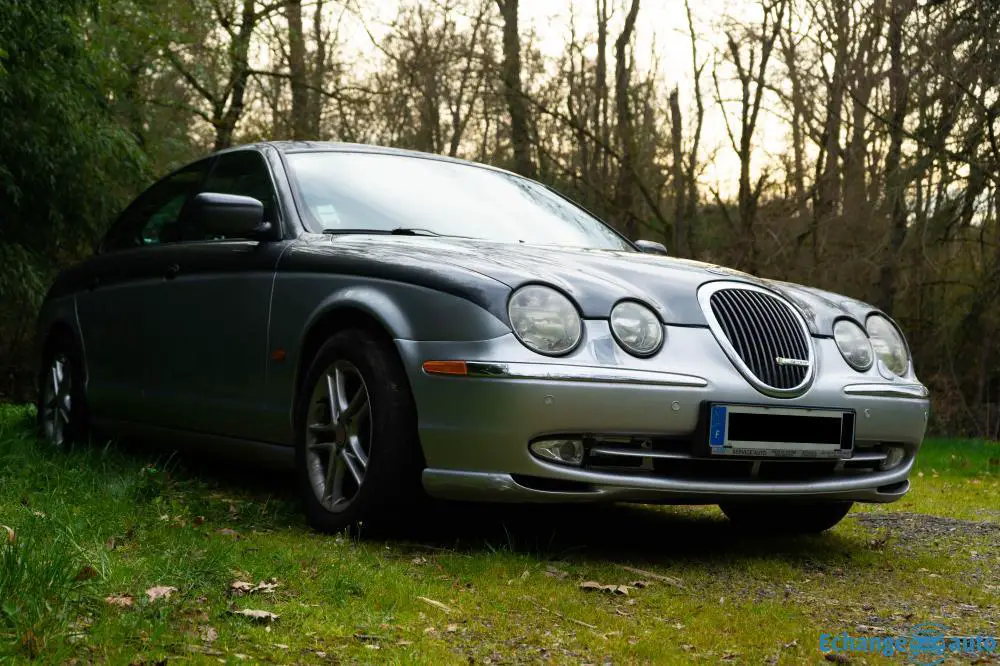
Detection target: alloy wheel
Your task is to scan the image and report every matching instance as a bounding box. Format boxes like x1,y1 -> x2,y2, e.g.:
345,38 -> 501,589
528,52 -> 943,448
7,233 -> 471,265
40,353 -> 73,447
305,360 -> 372,512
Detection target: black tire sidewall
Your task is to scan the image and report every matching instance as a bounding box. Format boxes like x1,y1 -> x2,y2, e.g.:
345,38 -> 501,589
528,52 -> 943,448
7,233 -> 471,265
294,328 -> 421,533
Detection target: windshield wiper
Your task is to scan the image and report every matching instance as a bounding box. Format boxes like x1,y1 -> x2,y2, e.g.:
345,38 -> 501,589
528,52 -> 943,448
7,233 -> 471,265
320,227 -> 443,236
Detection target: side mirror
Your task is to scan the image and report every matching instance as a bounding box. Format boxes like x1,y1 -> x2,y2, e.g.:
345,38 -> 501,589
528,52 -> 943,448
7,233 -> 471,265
635,239 -> 668,256
188,192 -> 268,238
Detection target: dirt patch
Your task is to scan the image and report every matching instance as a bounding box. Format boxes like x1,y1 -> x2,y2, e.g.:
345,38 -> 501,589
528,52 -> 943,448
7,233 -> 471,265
852,511 -> 1000,542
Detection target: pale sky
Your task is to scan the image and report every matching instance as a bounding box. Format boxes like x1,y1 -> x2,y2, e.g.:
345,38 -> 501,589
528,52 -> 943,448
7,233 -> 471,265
270,0 -> 784,195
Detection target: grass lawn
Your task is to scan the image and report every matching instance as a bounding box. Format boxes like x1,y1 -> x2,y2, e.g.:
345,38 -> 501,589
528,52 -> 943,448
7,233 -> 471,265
1,403 -> 998,664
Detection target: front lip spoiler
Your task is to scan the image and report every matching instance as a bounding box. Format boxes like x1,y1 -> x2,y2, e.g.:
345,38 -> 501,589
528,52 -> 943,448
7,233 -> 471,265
424,361 -> 710,387
843,383 -> 929,399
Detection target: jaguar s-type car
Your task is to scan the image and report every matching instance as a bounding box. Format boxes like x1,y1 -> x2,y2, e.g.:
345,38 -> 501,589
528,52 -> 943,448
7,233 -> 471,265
35,142 -> 929,534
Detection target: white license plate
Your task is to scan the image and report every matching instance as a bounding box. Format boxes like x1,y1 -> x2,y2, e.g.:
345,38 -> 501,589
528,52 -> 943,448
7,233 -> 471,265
707,403 -> 855,458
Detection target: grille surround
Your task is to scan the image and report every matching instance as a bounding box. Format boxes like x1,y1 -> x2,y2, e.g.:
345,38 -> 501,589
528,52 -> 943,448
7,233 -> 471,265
698,281 -> 815,397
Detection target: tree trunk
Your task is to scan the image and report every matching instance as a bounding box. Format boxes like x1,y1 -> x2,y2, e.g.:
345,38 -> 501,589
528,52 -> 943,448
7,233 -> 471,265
496,0 -> 535,177
668,87 -> 687,255
286,0 -> 310,140
612,0 -> 640,238
876,0 -> 913,312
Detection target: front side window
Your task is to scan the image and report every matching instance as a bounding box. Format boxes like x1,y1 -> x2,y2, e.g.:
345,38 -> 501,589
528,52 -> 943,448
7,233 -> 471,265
100,161 -> 209,252
285,151 -> 633,251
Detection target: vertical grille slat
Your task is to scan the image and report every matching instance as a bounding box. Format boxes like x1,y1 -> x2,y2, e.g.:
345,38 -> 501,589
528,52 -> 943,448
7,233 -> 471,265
706,286 -> 812,393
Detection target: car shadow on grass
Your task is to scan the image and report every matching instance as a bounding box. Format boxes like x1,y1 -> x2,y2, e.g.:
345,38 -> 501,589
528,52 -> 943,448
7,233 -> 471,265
111,436 -> 865,567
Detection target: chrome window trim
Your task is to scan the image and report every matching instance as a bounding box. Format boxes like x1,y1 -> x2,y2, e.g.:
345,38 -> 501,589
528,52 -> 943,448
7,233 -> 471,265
697,281 -> 816,399
455,361 -> 709,387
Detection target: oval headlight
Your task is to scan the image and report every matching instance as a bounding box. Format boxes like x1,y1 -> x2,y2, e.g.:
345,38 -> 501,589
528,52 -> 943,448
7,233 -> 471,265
833,319 -> 873,371
508,285 -> 582,355
866,314 -> 909,376
610,301 -> 663,357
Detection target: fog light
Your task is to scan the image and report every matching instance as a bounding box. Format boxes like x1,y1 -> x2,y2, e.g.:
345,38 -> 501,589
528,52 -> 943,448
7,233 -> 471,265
880,446 -> 905,470
530,439 -> 584,466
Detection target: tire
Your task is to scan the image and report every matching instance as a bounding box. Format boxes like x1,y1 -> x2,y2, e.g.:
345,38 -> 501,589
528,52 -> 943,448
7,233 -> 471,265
36,333 -> 89,448
294,328 -> 423,534
719,500 -> 853,534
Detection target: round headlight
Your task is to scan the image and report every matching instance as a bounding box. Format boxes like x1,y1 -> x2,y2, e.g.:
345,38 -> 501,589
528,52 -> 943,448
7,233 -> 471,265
866,314 -> 909,376
508,285 -> 582,355
610,301 -> 663,357
833,319 -> 873,371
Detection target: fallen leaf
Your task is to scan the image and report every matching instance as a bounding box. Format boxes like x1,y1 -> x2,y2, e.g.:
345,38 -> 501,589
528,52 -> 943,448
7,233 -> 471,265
397,640 -> 413,646
411,556 -> 428,565
783,639 -> 799,649
74,565 -> 99,581
230,580 -> 279,595
199,626 -> 218,643
445,624 -> 459,633
231,581 -> 253,594
146,585 -> 178,602
628,580 -> 651,589
230,608 -> 279,622
580,581 -> 632,595
273,643 -> 289,649
105,594 -> 134,608
417,596 -> 454,614
193,516 -> 206,526
1,525 -> 14,545
216,528 -> 240,539
618,564 -> 686,589
32,510 -> 46,518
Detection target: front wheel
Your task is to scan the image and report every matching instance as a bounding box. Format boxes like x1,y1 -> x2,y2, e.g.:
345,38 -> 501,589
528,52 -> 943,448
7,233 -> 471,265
36,334 -> 89,448
294,328 -> 423,534
719,500 -> 853,534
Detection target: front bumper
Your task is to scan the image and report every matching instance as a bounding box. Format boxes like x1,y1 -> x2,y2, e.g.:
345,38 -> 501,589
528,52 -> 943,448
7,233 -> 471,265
396,323 -> 929,505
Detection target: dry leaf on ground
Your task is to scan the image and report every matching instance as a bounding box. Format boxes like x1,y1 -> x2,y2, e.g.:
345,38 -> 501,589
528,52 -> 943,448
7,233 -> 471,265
105,594 -> 134,608
579,581 -> 633,595
230,580 -> 279,595
618,564 -> 686,589
417,596 -> 454,614
199,626 -> 218,642
230,608 -> 279,623
146,585 -> 178,602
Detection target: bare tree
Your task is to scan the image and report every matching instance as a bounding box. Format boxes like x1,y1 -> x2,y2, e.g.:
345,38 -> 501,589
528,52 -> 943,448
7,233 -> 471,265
495,0 -> 535,176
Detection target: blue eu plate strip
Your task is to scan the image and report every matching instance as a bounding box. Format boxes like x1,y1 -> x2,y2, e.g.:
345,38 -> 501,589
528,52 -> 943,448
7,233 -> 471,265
709,405 -> 727,447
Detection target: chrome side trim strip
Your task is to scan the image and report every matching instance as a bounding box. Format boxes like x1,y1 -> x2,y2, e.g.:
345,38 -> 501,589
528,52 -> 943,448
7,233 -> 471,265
843,383 -> 929,399
461,361 -> 709,387
589,446 -> 693,460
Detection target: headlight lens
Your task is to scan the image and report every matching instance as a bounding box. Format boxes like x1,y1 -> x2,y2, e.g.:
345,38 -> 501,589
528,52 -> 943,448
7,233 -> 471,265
610,301 -> 663,356
833,319 -> 873,371
508,285 -> 582,355
866,314 -> 909,375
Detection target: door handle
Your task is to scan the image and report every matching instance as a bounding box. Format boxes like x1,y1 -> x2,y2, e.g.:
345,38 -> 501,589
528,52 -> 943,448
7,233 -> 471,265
164,263 -> 180,280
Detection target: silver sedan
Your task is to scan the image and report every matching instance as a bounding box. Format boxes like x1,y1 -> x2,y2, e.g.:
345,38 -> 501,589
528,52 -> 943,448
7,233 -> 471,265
35,142 -> 929,534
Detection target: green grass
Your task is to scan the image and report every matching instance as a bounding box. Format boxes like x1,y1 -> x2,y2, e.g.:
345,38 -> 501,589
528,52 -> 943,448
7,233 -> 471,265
1,402 -> 998,664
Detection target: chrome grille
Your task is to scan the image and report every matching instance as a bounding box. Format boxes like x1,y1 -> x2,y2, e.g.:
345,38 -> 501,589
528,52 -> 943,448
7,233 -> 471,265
706,286 -> 811,392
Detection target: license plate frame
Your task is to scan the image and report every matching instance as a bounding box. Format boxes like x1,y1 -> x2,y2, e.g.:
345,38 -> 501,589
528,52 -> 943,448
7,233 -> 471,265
706,403 -> 855,459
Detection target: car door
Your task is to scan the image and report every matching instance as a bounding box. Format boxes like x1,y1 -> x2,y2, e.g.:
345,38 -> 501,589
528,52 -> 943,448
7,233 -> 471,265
142,149 -> 288,441
75,160 -> 210,424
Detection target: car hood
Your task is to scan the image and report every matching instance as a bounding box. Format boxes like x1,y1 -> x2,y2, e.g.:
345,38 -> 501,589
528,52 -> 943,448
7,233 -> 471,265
304,235 -> 881,335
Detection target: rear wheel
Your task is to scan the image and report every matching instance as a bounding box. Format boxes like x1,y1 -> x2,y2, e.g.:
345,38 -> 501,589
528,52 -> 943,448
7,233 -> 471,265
36,335 -> 89,447
719,500 -> 853,534
294,328 -> 422,534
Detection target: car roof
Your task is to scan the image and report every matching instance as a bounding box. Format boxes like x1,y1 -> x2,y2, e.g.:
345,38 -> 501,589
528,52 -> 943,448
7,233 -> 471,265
219,141 -> 507,174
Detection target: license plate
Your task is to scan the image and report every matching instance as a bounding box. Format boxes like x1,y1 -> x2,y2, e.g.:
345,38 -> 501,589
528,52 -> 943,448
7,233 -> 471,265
707,403 -> 855,458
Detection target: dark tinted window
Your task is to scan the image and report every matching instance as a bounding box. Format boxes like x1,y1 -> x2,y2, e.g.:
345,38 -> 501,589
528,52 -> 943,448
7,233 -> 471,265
100,160 -> 209,252
185,150 -> 277,240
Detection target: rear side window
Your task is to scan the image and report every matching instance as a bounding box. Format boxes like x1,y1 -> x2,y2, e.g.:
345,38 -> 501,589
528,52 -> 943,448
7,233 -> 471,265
100,160 -> 210,252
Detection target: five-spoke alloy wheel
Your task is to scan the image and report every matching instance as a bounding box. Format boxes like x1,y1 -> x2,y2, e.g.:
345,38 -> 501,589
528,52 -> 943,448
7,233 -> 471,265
295,327 -> 423,534
37,336 -> 88,447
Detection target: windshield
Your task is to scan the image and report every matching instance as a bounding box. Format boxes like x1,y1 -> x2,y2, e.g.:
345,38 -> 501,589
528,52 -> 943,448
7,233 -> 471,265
285,151 -> 634,251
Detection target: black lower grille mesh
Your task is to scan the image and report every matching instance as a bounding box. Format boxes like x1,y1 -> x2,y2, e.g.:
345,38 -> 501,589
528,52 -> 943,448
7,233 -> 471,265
709,288 -> 810,390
